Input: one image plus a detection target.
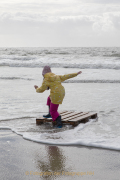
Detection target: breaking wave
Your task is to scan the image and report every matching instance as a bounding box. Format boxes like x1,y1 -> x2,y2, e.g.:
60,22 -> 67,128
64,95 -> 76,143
0,77 -> 33,80
0,47 -> 120,70
0,62 -> 120,70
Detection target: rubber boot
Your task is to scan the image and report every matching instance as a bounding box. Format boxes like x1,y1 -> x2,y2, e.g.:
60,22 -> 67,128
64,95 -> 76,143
43,106 -> 52,118
56,115 -> 62,128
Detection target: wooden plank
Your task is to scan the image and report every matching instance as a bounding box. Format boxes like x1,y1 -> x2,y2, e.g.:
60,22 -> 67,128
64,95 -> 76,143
61,112 -> 83,119
62,112 -> 89,122
59,111 -> 74,116
68,112 -> 97,122
62,112 -> 86,119
36,117 -> 51,121
36,118 -> 52,125
59,111 -> 68,115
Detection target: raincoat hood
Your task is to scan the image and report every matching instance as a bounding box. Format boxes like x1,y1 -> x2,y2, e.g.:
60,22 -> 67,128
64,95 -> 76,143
44,72 -> 56,82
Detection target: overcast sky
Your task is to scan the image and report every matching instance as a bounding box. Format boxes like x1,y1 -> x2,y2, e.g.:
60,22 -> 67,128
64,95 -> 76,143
0,0 -> 120,47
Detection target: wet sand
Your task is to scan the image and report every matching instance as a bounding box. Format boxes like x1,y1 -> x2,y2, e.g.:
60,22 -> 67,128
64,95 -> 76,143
0,130 -> 120,180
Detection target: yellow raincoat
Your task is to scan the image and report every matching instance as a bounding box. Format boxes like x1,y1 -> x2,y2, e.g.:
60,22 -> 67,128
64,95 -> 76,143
36,72 -> 78,104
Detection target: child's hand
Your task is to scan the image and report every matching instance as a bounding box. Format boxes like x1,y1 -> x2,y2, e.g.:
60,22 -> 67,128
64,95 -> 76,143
77,71 -> 82,75
34,85 -> 38,89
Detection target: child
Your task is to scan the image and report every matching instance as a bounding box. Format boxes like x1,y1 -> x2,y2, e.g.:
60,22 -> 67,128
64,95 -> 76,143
34,66 -> 82,128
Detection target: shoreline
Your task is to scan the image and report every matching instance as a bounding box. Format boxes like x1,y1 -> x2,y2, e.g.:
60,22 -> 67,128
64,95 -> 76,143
0,123 -> 120,152
0,129 -> 120,180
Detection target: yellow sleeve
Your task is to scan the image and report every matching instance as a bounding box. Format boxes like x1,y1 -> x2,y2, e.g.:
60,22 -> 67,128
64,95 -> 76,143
36,79 -> 49,93
59,73 -> 78,82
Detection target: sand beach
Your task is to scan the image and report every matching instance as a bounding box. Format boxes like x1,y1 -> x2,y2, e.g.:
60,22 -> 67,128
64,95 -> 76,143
0,129 -> 120,180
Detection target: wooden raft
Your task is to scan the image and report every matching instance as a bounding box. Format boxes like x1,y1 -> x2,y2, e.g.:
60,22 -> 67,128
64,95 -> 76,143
36,111 -> 97,127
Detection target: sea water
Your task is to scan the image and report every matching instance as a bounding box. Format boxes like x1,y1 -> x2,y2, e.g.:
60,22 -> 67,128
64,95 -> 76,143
0,47 -> 120,151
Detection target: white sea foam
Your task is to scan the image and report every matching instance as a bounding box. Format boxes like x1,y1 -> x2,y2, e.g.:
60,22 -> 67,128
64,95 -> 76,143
1,77 -> 120,83
0,61 -> 120,70
1,118 -> 120,151
0,77 -> 33,80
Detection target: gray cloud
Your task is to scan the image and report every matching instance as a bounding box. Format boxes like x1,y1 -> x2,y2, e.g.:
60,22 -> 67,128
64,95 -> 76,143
79,0 -> 120,4
0,0 -> 120,46
110,13 -> 120,30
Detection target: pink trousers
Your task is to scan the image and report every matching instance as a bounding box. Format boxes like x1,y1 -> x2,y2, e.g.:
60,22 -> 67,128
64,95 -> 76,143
47,96 -> 59,121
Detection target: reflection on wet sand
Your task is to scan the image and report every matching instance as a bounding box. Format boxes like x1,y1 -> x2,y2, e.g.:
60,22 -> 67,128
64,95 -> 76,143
35,146 -> 70,179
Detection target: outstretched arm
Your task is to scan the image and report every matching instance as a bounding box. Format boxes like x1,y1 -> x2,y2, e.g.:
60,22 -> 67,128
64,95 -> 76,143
59,71 -> 82,82
34,80 -> 49,93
